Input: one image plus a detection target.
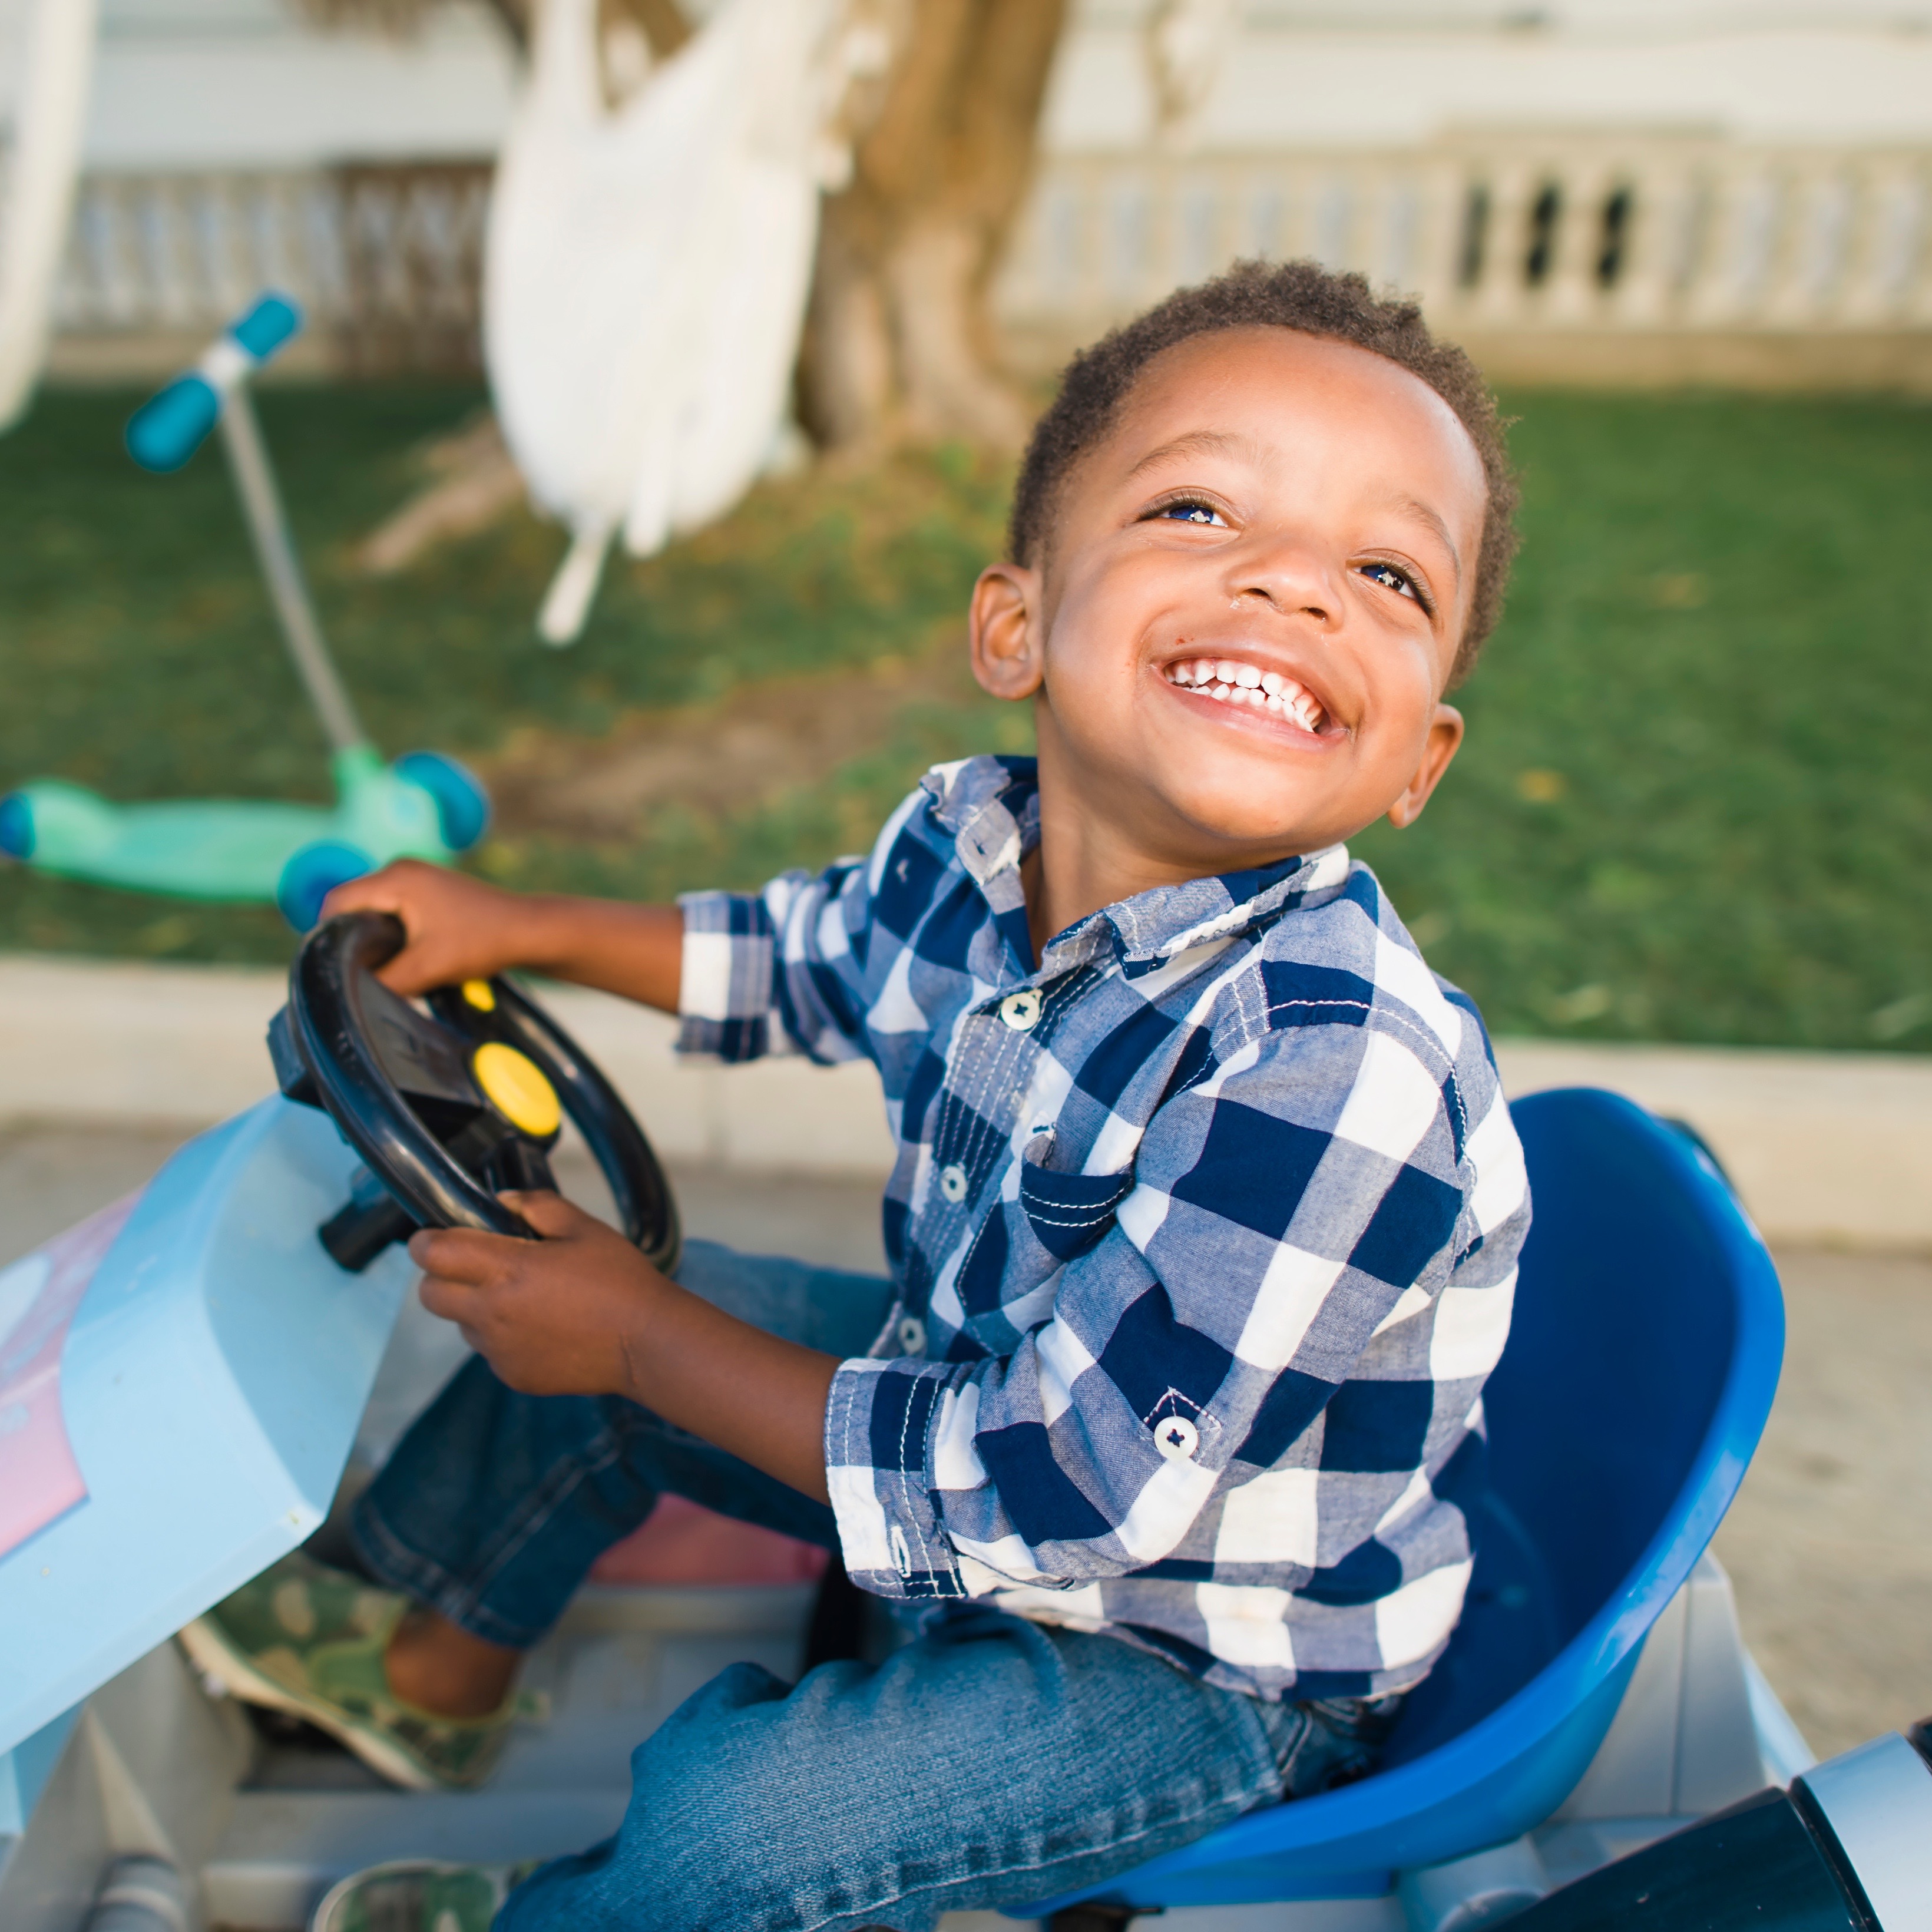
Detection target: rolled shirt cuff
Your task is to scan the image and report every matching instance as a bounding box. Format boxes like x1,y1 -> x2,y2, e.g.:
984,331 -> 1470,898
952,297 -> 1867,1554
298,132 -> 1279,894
823,1356 -> 967,1601
675,888 -> 775,1061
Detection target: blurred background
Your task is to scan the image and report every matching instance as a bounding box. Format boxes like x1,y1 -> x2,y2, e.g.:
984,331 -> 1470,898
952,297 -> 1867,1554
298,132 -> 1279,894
0,0 -> 1927,1058
2,0 -> 1930,1755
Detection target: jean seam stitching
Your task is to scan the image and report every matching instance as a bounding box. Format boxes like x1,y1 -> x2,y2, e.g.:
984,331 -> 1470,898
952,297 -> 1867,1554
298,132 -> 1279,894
798,1726 -> 1282,1932
797,1789 -> 1269,1932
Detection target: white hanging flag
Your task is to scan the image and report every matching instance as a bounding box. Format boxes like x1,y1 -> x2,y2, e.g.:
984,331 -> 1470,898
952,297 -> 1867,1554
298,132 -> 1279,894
0,0 -> 97,432
487,0 -> 857,644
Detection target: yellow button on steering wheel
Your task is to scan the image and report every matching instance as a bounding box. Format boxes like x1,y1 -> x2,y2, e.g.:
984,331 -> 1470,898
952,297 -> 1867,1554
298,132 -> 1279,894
472,1041 -> 562,1139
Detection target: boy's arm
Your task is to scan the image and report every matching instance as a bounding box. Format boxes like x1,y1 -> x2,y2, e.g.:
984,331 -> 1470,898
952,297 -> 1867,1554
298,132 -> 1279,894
406,1189 -> 837,1501
323,861 -> 684,1011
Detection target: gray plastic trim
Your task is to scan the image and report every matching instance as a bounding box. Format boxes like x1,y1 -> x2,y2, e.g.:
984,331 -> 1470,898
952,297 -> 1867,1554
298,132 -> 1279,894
1798,1731 -> 1932,1930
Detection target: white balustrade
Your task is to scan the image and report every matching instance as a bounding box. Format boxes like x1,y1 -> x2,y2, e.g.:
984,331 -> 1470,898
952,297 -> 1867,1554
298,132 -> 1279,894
32,164 -> 488,369
2,137 -> 1927,366
993,136 -> 1932,343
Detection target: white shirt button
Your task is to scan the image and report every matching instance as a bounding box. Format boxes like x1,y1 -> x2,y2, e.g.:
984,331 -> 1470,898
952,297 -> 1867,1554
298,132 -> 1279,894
1000,990 -> 1042,1032
939,1163 -> 968,1203
1154,1415 -> 1200,1462
897,1315 -> 926,1355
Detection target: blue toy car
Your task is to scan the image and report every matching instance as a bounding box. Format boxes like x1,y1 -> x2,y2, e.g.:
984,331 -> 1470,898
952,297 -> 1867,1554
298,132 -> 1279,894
2,915 -> 1927,1931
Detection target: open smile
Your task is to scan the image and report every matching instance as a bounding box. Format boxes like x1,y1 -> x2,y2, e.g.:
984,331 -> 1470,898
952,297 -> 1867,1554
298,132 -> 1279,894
1162,656 -> 1335,735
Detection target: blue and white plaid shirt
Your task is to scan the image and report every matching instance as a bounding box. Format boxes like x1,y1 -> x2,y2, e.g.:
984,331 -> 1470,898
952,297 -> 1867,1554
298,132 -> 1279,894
679,756 -> 1529,1701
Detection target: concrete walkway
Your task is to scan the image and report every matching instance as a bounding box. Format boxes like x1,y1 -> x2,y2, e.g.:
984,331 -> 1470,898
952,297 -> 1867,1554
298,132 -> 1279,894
4,952 -> 1930,1248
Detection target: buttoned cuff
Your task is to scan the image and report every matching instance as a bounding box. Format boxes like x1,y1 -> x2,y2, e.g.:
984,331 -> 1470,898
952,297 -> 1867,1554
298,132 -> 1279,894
823,1357 -> 968,1601
675,889 -> 775,1061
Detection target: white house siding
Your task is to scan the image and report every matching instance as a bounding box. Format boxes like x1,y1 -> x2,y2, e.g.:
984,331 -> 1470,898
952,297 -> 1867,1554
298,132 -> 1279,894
2,0 -> 1928,174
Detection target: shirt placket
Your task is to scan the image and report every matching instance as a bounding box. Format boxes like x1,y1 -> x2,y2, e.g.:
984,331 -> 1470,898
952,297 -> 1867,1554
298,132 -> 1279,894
900,975 -> 1061,1357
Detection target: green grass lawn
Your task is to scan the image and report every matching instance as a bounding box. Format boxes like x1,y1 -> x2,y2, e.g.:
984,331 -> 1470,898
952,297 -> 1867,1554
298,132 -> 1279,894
3,382 -> 1927,1053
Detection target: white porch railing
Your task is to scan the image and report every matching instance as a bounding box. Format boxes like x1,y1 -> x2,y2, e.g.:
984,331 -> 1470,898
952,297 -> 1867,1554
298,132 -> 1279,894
46,162 -> 491,370
993,134 -> 1932,342
54,170 -> 349,333
21,134 -> 1932,373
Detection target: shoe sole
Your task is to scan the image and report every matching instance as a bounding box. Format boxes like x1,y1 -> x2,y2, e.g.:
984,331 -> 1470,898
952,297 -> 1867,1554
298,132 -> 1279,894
310,1859 -> 499,1932
177,1616 -> 444,1793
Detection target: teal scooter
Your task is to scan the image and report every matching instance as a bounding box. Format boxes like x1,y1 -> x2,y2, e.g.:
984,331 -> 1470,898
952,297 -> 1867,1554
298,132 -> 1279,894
0,293 -> 489,929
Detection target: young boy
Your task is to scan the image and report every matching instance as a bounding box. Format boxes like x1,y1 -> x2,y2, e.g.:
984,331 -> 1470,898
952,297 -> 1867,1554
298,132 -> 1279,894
190,259 -> 1530,1932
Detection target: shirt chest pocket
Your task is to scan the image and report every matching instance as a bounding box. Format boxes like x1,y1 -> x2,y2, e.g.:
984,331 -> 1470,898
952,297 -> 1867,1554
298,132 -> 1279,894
1019,1161 -> 1136,1262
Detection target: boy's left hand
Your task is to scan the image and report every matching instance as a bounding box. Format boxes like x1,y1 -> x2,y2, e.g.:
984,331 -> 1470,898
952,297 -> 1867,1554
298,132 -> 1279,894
409,1192 -> 660,1400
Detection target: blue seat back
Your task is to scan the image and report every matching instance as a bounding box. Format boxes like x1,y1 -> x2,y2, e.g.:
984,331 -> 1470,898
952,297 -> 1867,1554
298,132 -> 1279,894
1023,1089 -> 1784,1914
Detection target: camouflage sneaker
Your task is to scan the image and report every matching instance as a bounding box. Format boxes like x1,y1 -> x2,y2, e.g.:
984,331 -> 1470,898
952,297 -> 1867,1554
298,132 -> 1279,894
177,1553 -> 520,1791
310,1860 -> 537,1932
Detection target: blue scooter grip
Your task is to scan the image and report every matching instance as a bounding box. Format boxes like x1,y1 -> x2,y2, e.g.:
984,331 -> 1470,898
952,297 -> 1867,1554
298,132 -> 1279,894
125,373 -> 220,474
125,293 -> 303,473
231,293 -> 301,362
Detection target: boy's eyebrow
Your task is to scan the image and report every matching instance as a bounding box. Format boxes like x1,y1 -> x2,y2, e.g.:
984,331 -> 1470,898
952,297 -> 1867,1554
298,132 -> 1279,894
1386,493 -> 1464,590
1123,428 -> 1262,479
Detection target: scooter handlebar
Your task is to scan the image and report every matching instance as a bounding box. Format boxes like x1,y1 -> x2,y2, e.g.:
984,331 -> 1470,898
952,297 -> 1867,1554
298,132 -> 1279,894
125,293 -> 303,474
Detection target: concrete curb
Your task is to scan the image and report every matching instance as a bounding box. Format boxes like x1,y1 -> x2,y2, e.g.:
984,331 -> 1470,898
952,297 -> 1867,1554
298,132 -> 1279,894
2,953 -> 1927,1249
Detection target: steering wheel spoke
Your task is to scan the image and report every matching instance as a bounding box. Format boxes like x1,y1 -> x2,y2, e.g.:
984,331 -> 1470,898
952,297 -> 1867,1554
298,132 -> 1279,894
357,977 -> 487,1120
487,1138 -> 560,1196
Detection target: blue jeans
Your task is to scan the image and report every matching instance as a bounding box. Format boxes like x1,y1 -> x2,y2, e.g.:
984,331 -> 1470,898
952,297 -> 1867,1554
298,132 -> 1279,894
353,1242 -> 1398,1932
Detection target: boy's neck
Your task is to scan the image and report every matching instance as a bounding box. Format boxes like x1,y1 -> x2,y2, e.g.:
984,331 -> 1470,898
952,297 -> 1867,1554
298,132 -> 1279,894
1021,762 -> 1311,966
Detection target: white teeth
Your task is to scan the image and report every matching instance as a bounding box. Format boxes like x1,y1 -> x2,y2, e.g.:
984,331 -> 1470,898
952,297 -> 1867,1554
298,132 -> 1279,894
1165,657 -> 1327,730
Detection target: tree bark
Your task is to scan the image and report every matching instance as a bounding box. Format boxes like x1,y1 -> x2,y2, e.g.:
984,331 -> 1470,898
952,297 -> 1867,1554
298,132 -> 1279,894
799,0 -> 1068,454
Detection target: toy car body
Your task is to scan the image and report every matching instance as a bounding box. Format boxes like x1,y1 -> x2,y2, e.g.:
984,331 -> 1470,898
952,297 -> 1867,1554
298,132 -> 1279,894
2,1043 -> 1927,1930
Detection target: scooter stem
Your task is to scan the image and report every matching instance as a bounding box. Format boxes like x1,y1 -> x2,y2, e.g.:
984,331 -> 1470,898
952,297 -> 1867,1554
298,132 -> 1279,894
217,384 -> 368,757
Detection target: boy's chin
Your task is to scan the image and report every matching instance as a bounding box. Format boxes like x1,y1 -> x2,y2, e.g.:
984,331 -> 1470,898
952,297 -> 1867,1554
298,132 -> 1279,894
1159,783 -> 1354,860
1151,796 -> 1352,865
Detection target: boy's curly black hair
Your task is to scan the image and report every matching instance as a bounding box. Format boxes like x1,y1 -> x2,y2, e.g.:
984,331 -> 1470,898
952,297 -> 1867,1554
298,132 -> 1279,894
1008,259 -> 1520,685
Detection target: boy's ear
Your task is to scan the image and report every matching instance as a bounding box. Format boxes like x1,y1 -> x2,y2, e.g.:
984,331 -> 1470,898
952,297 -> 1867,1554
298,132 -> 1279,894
969,563 -> 1045,701
1385,704 -> 1464,829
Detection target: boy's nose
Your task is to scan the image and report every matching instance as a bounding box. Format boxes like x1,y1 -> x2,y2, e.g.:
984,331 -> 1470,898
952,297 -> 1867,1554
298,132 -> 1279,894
1226,535 -> 1342,628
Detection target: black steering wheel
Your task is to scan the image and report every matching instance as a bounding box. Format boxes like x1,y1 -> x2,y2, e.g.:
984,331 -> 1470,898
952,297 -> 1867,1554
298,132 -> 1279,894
269,910 -> 680,1276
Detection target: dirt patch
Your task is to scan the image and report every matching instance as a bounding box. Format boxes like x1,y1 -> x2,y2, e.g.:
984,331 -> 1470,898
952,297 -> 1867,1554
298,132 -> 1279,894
478,646 -> 971,839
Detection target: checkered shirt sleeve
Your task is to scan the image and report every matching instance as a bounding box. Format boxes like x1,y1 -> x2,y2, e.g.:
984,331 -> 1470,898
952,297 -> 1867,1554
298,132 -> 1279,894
674,793 -> 921,1065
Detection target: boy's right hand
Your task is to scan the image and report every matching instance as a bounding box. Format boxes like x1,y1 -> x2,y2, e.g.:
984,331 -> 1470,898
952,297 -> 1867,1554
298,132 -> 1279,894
321,861 -> 535,997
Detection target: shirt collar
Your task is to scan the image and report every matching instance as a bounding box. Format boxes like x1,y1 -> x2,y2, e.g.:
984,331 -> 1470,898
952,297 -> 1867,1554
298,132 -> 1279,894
919,755 -> 1352,977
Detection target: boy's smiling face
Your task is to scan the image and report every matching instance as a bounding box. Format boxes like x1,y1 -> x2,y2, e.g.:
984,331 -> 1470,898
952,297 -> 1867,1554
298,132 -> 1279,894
972,326 -> 1490,892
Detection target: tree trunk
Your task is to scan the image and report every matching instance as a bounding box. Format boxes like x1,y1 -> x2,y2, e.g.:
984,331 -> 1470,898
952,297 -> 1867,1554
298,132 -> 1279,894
799,0 -> 1068,454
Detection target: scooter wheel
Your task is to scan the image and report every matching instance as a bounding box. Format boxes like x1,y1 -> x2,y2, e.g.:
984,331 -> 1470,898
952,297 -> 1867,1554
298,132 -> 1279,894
394,751 -> 491,853
0,791 -> 32,860
277,840 -> 374,932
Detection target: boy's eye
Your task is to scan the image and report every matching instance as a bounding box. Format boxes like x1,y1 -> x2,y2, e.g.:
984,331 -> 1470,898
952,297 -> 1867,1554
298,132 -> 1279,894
1156,500 -> 1225,527
1359,561 -> 1419,601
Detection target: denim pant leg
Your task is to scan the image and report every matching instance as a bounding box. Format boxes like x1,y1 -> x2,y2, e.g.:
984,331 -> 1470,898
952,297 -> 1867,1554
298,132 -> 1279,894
497,1605 -> 1312,1932
350,1241 -> 895,1650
